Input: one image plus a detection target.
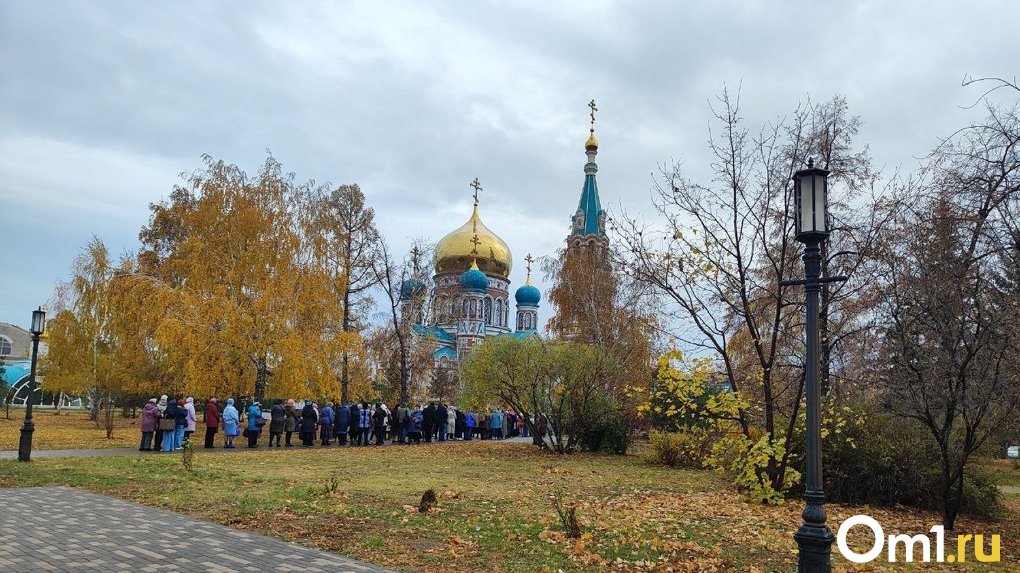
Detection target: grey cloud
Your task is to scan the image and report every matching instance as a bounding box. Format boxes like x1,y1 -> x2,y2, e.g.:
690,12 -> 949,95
1,0 -> 1018,325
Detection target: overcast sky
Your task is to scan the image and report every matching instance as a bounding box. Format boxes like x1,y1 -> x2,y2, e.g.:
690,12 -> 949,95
1,0 -> 1017,329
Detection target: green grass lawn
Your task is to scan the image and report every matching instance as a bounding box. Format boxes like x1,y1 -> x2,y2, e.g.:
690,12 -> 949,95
1,442 -> 1016,572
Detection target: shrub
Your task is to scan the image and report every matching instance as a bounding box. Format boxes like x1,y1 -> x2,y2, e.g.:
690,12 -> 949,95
709,433 -> 800,505
644,429 -> 712,469
552,491 -> 582,538
794,405 -> 1001,517
575,394 -> 632,455
960,468 -> 1000,517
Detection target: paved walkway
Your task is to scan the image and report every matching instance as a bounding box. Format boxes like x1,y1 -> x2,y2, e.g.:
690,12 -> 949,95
0,486 -> 392,572
0,436 -> 534,460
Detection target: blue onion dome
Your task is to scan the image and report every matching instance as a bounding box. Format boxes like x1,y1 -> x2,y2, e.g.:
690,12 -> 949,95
400,278 -> 423,301
460,259 -> 489,292
515,281 -> 541,306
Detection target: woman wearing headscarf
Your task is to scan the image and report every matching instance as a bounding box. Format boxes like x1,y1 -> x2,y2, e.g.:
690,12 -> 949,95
269,398 -> 285,447
300,401 -> 318,447
319,402 -> 335,446
204,398 -> 220,449
222,398 -> 239,448
283,399 -> 298,447
246,401 -> 263,448
161,398 -> 178,452
334,401 -> 351,446
140,398 -> 159,451
183,397 -> 197,441
154,394 -> 168,450
447,404 -> 456,440
408,407 -> 424,445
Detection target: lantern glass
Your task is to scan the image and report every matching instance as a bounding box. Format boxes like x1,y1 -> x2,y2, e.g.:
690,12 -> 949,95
31,307 -> 46,336
794,166 -> 830,238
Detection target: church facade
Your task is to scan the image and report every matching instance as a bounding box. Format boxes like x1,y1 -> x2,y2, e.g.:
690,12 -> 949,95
401,104 -> 608,374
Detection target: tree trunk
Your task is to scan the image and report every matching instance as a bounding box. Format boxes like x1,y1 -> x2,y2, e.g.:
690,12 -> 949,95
103,393 -> 115,439
89,388 -> 100,422
254,355 -> 269,403
398,341 -> 410,405
341,280 -> 353,404
942,465 -> 965,531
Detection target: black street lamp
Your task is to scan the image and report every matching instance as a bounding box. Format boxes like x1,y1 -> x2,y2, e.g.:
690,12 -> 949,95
790,159 -> 838,571
17,307 -> 46,462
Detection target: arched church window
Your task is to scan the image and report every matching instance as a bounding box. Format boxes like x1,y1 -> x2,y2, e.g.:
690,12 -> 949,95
494,298 -> 502,326
462,299 -> 469,318
484,297 -> 493,325
0,335 -> 11,356
504,303 -> 510,326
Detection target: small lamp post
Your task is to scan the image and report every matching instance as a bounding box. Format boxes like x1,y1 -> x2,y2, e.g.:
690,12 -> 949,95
791,159 -> 835,571
17,307 -> 46,462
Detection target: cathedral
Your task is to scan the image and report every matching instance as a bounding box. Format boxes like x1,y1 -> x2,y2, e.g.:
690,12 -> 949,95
401,102 -> 607,373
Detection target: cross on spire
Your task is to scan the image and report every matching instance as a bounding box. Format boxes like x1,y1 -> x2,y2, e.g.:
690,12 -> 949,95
524,253 -> 534,284
470,177 -> 483,206
410,245 -> 421,274
588,99 -> 598,133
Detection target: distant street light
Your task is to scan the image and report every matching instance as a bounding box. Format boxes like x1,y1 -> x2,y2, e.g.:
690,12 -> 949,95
790,159 -> 837,572
17,307 -> 46,462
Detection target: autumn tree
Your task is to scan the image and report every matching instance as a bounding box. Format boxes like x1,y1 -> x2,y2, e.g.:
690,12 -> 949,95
138,154 -> 347,401
44,238 -> 134,437
373,238 -> 432,404
545,245 -> 658,402
876,89 -> 1020,529
460,336 -> 618,454
617,91 -> 878,495
307,184 -> 381,403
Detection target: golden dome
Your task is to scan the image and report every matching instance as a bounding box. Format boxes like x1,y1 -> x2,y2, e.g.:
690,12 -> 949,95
435,205 -> 512,277
585,130 -> 599,150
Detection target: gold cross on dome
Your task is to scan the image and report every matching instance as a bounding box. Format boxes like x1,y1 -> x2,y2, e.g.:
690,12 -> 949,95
470,234 -> 481,257
588,99 -> 598,131
470,177 -> 483,206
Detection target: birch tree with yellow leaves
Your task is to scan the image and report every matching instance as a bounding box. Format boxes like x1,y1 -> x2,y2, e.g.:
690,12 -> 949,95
139,154 -> 349,401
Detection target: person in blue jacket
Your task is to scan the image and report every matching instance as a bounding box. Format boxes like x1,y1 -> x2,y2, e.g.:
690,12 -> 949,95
246,401 -> 263,448
489,408 -> 504,440
222,398 -> 240,449
319,402 -> 335,446
334,401 -> 351,446
464,411 -> 476,441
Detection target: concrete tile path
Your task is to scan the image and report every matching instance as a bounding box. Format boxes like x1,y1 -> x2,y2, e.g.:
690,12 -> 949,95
0,486 -> 393,572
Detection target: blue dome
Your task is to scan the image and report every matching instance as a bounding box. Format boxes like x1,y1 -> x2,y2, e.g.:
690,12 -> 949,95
400,278 -> 423,301
515,283 -> 541,306
460,266 -> 489,292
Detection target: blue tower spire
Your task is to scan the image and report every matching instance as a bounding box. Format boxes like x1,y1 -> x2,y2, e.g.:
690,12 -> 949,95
571,99 -> 607,239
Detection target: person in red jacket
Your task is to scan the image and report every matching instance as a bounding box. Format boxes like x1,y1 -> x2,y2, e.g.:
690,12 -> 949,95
204,398 -> 221,449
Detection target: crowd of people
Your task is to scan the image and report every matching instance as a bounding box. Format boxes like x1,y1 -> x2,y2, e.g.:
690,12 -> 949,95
140,395 -> 539,451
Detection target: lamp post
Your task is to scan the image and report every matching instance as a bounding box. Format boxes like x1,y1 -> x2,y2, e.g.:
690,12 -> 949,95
791,159 -> 835,571
17,307 -> 46,462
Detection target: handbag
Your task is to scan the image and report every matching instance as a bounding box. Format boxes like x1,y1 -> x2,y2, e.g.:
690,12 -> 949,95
158,418 -> 176,431
242,428 -> 250,438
